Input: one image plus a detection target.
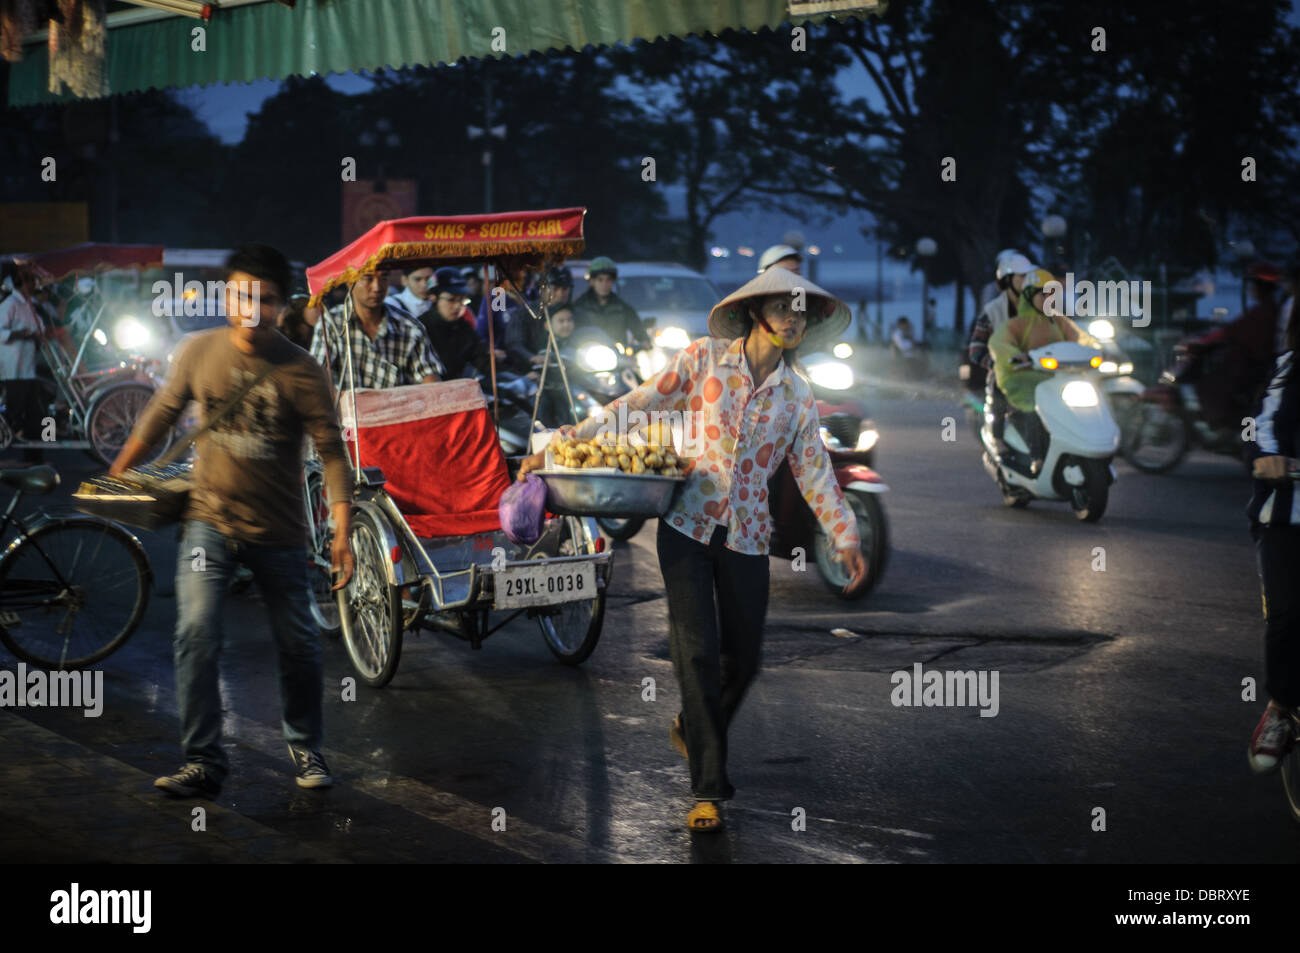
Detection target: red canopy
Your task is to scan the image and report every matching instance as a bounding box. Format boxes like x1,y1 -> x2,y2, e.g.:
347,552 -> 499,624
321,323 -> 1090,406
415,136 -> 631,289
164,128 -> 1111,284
28,243 -> 165,283
306,208 -> 585,303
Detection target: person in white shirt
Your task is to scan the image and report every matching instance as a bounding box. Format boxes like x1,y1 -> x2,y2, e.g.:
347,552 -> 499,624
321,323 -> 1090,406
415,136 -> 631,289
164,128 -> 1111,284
386,266 -> 435,321
0,261 -> 46,461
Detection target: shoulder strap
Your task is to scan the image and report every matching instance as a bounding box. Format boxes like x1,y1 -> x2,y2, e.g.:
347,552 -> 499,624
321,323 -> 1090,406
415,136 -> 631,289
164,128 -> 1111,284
155,360 -> 281,467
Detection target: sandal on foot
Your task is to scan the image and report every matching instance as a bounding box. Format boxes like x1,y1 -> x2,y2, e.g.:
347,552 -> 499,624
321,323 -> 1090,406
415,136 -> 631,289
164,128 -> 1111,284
669,716 -> 688,761
687,801 -> 724,833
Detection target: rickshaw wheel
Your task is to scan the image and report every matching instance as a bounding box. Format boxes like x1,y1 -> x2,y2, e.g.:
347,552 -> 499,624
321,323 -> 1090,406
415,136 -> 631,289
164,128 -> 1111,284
339,517 -> 403,687
87,383 -> 159,466
538,517 -> 607,665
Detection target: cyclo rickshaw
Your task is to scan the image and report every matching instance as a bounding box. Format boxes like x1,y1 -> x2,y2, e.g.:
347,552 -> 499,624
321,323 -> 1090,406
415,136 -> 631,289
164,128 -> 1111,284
306,208 -> 615,688
2,244 -> 167,465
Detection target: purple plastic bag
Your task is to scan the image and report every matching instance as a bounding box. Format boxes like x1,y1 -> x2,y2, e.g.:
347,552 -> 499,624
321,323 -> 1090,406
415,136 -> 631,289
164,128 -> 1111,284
500,473 -> 547,544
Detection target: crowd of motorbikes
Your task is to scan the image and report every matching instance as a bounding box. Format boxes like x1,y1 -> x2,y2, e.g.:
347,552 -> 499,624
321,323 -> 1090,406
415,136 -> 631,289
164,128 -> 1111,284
960,252 -> 1287,524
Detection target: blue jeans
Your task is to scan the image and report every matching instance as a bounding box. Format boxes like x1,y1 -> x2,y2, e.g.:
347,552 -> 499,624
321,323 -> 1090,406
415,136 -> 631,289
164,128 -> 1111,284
174,520 -> 323,781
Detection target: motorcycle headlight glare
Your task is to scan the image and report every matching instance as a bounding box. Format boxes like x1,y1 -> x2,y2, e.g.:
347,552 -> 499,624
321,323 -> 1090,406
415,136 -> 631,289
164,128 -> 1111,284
856,428 -> 879,452
807,361 -> 854,391
1062,380 -> 1099,407
655,326 -> 691,350
1088,319 -> 1116,341
1119,362 -> 1134,375
1098,360 -> 1118,374
113,316 -> 151,351
637,348 -> 667,380
833,342 -> 854,359
578,343 -> 617,372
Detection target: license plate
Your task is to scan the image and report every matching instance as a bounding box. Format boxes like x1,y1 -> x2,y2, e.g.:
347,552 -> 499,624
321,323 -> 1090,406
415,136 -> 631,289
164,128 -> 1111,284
494,562 -> 596,610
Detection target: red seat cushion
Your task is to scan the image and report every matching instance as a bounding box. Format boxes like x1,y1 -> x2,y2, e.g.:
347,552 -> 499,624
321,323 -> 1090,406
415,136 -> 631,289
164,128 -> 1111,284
344,380 -> 509,537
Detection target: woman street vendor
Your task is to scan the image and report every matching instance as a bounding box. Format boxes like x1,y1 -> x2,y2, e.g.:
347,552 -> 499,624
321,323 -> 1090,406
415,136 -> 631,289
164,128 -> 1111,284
518,266 -> 867,833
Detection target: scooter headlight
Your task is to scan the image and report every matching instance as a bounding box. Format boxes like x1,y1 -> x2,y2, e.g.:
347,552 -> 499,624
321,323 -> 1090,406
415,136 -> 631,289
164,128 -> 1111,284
1062,380 -> 1099,407
856,427 -> 879,452
806,360 -> 854,391
1119,362 -> 1133,375
578,343 -> 617,372
113,315 -> 152,351
654,326 -> 691,350
833,342 -> 854,359
1098,360 -> 1118,374
636,347 -> 667,380
1088,319 -> 1116,341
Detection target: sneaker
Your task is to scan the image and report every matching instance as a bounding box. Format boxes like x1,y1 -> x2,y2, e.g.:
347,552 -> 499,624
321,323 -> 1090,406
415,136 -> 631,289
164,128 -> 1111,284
1249,706 -> 1293,774
154,763 -> 221,798
287,744 -> 334,789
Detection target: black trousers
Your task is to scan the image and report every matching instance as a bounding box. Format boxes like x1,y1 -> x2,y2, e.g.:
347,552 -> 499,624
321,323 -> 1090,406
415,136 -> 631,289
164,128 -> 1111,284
4,378 -> 45,461
1256,524 -> 1300,708
657,521 -> 770,801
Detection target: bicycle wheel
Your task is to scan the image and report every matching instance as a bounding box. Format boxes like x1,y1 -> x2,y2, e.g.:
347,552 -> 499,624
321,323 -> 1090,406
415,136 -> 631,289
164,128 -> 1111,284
87,383 -> 158,466
538,517 -> 607,665
338,515 -> 402,687
0,517 -> 151,669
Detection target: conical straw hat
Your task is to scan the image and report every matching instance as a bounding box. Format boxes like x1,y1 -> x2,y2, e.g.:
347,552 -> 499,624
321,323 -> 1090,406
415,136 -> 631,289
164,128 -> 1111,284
707,266 -> 850,352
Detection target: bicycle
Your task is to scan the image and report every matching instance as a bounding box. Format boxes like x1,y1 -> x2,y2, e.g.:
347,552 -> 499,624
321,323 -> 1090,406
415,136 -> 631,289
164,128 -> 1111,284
0,464 -> 152,669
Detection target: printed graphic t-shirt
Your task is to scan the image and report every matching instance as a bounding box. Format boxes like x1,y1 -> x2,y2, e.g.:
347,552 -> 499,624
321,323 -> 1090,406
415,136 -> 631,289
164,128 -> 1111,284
132,328 -> 352,545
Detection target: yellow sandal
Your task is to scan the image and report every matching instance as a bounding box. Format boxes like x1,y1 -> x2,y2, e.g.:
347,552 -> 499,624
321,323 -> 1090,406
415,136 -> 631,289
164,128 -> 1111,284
687,801 -> 724,833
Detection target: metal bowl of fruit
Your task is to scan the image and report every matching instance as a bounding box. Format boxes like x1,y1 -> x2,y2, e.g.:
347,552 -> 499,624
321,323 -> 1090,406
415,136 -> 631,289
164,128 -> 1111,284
538,436 -> 687,517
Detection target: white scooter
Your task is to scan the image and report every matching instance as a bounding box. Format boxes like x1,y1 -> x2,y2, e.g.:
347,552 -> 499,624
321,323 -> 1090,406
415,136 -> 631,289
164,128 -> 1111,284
980,341 -> 1119,522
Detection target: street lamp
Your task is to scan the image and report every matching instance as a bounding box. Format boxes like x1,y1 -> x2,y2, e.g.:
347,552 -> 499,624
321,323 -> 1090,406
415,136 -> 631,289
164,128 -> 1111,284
1041,214 -> 1067,266
916,237 -> 937,339
467,75 -> 507,212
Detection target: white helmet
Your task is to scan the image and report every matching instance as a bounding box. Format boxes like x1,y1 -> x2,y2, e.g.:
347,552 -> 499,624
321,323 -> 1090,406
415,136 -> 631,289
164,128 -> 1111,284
996,253 -> 1036,281
757,244 -> 802,274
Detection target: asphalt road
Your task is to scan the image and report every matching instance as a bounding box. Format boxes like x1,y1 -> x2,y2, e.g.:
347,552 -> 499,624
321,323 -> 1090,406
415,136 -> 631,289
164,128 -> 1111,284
0,388 -> 1290,864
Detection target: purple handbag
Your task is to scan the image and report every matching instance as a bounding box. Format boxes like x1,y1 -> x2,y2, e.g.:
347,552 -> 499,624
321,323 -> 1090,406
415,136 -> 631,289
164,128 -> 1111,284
499,473 -> 547,544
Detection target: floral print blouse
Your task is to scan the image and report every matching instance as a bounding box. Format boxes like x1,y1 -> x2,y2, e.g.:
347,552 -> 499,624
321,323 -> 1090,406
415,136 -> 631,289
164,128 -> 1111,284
561,336 -> 860,555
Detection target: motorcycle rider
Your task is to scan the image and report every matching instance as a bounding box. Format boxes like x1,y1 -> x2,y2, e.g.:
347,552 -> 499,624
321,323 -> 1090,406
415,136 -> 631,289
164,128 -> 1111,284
1190,260 -> 1281,430
757,244 -> 802,275
969,251 -> 1037,449
572,256 -> 648,350
505,266 -> 572,375
988,268 -> 1094,474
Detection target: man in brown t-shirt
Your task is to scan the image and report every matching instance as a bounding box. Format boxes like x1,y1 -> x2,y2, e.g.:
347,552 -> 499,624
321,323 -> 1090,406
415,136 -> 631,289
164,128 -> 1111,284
111,244 -> 353,799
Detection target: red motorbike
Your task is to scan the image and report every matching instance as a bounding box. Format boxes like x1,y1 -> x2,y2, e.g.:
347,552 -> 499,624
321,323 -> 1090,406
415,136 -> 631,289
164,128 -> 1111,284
767,397 -> 889,600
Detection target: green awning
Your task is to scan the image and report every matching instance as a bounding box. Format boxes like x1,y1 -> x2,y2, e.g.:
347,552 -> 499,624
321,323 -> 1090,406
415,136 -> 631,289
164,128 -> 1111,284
7,0 -> 881,108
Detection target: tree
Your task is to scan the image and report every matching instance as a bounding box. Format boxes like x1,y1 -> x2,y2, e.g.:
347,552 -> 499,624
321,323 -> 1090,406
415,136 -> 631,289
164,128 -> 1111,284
607,29 -> 859,270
